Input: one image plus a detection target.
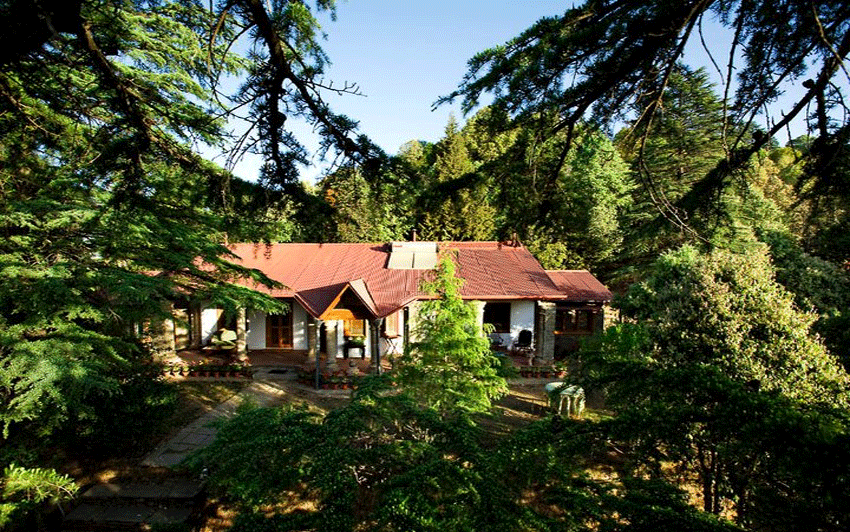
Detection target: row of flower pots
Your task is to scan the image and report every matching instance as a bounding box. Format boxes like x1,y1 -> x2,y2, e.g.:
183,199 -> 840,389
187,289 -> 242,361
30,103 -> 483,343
297,369 -> 364,389
165,364 -> 253,379
518,366 -> 567,379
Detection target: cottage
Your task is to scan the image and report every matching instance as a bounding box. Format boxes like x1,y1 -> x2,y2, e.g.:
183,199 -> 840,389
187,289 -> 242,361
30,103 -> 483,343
170,241 -> 611,365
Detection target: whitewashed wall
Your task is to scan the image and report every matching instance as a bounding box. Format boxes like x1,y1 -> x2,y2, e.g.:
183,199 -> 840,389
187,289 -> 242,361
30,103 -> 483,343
213,299 -> 535,354
330,319 -> 372,358
486,300 -> 535,349
246,301 -> 308,350
200,307 -> 221,344
379,311 -> 405,359
509,301 -> 535,348
246,309 -> 265,349
292,304 -> 308,350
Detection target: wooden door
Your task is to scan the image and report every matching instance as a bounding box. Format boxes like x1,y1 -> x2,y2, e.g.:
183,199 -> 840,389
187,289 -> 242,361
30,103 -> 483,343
266,311 -> 293,348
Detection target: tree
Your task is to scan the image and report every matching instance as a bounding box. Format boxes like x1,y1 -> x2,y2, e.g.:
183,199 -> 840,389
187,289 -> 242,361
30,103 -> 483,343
419,117 -> 496,241
521,128 -> 633,271
760,230 -> 850,369
318,165 -> 411,243
0,464 -> 76,530
395,254 -> 507,414
0,0 -> 377,460
615,66 -> 726,264
188,393 -> 746,532
442,0 -> 850,241
583,245 -> 850,527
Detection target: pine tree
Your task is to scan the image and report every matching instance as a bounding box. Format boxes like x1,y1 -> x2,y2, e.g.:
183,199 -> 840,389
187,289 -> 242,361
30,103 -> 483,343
396,254 -> 507,414
441,0 -> 850,240
0,0 -> 376,447
419,117 -> 496,241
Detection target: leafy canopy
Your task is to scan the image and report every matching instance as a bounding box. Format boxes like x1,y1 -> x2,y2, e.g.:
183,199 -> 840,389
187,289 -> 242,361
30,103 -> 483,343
441,0 -> 850,241
0,0 -> 379,463
582,245 -> 850,526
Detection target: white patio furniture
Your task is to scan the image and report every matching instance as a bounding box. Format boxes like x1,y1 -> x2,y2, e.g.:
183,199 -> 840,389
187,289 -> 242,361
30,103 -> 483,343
544,382 -> 585,417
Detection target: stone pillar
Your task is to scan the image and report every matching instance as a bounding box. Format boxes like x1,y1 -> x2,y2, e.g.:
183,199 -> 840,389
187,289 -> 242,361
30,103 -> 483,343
472,301 -> 486,329
370,318 -> 383,374
235,307 -> 247,362
190,303 -> 202,349
306,317 -> 317,362
325,320 -> 339,371
593,307 -> 606,334
402,307 -> 410,359
536,302 -> 556,364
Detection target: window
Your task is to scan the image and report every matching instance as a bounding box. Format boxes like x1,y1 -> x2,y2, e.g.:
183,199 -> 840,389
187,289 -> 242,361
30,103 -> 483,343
383,311 -> 401,338
344,319 -> 365,337
555,308 -> 595,334
483,302 -> 511,333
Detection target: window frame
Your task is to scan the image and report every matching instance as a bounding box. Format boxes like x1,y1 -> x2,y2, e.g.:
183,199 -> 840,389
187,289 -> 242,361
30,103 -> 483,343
344,319 -> 365,337
483,302 -> 511,334
555,307 -> 595,335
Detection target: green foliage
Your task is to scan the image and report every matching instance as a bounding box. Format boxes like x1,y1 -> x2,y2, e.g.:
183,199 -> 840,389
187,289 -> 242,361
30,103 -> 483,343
189,391 -> 744,532
616,245 -> 847,403
319,166 -> 410,242
0,464 -> 76,530
419,116 -> 496,241
583,245 -> 850,527
760,230 -> 850,368
61,357 -> 179,455
396,255 -> 508,414
441,0 -> 850,242
520,128 -> 633,270
762,231 -> 850,313
0,0 -> 374,455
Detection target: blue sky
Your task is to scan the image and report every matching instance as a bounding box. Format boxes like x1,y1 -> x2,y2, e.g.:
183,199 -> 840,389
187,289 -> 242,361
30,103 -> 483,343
224,1 -> 821,182
227,1 -> 565,181
316,0 -> 565,153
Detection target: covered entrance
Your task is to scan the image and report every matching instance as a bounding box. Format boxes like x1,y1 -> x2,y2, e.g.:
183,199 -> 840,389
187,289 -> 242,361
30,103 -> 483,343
266,309 -> 293,348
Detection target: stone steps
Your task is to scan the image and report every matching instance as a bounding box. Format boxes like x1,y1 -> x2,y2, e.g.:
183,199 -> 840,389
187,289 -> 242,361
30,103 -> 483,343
62,479 -> 203,531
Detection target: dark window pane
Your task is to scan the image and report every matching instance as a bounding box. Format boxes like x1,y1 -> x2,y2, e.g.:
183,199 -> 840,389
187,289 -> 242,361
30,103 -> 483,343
483,302 -> 511,333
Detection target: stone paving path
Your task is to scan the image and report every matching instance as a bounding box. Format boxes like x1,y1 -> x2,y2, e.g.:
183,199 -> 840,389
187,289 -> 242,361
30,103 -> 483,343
142,372 -> 296,468
64,370 -> 317,530
64,371 -> 566,530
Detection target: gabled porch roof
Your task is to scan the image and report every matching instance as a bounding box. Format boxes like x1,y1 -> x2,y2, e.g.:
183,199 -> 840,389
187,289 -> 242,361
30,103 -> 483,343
301,278 -> 379,321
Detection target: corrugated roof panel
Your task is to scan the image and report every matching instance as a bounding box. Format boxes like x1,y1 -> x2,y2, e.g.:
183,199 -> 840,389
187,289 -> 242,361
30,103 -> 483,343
387,251 -> 414,269
546,270 -> 612,301
412,252 -> 437,270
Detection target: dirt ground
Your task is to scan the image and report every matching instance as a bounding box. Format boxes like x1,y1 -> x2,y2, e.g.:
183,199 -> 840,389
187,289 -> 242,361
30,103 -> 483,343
63,377 -> 593,483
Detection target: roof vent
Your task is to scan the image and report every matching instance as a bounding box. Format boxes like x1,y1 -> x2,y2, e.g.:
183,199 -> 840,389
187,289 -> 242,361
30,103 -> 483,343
387,241 -> 438,270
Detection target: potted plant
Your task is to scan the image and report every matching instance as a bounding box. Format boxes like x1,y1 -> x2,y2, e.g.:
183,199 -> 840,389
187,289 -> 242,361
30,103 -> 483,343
346,335 -> 365,348
553,362 -> 567,379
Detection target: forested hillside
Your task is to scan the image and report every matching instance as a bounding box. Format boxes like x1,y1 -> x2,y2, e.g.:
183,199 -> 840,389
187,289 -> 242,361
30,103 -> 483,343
1,1 -> 849,531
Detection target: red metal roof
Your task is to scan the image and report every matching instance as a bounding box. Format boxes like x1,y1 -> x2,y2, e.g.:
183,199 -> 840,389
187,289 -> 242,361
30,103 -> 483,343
223,242 -> 609,317
545,270 -> 613,302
